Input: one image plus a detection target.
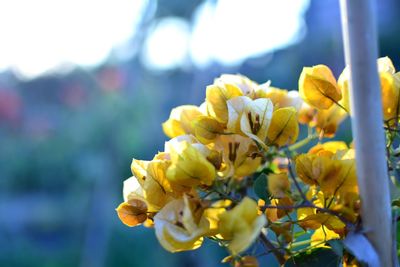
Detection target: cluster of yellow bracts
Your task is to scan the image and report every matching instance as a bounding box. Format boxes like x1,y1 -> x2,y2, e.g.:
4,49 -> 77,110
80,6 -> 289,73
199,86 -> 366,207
116,57 -> 399,263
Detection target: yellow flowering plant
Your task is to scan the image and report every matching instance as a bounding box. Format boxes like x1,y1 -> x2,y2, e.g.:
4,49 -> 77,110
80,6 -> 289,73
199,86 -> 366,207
116,57 -> 400,266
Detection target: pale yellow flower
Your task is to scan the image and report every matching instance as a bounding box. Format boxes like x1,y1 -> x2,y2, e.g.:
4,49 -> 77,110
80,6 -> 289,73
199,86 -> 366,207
218,197 -> 266,254
299,64 -> 342,110
154,196 -> 209,252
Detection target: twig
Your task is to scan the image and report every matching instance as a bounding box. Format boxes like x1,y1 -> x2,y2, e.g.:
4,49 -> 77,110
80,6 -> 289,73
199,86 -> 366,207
258,233 -> 286,265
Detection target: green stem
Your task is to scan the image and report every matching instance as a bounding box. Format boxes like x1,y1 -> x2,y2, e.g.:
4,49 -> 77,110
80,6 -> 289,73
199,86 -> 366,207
288,134 -> 318,151
290,239 -> 312,248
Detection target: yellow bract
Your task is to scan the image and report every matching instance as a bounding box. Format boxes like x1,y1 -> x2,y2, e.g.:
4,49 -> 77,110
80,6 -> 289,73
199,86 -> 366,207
227,96 -> 273,147
217,74 -> 259,97
297,101 -> 316,124
265,197 -> 294,222
213,134 -> 261,179
255,86 -> 302,111
167,140 -> 216,187
154,197 -> 209,252
268,173 -> 290,198
313,104 -> 347,138
267,107 -> 299,147
218,197 -> 266,255
162,105 -> 203,138
338,57 -> 400,123
308,141 -> 348,155
142,159 -> 176,212
295,153 -> 357,198
206,82 -> 243,124
299,64 -> 342,110
203,199 -> 232,236
192,115 -> 224,144
381,71 -> 400,121
116,200 -> 148,227
337,67 -> 351,113
311,226 -> 340,247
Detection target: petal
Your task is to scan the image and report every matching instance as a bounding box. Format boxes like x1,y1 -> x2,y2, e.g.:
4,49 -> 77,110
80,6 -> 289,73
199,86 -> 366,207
206,83 -> 243,124
299,65 -> 341,110
240,98 -> 273,146
116,201 -> 147,227
192,115 -> 224,144
267,107 -> 299,147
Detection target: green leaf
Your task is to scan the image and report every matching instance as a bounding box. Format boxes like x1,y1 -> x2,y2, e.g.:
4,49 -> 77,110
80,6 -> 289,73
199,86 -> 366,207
327,239 -> 344,257
253,173 -> 269,201
285,248 -> 341,267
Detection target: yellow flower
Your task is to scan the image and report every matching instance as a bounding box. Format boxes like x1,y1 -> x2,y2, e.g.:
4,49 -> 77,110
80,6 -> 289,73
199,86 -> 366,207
381,71 -> 400,122
162,105 -> 204,138
312,104 -> 347,138
167,139 -> 216,187
268,173 -> 290,198
227,96 -> 273,147
212,134 -> 261,179
218,197 -> 266,254
125,153 -> 190,213
337,67 -> 351,112
142,159 -> 176,212
267,107 -> 299,147
191,115 -> 225,144
206,78 -> 244,124
308,141 -> 348,155
123,176 -> 146,204
116,200 -> 148,227
203,199 -> 232,236
311,226 -> 340,247
130,159 -> 149,187
299,64 -> 342,110
217,74 -> 258,97
297,101 -> 316,125
295,153 -> 358,198
154,196 -> 209,252
297,208 -> 345,232
338,57 -> 400,122
255,85 -> 302,111
265,197 -> 293,222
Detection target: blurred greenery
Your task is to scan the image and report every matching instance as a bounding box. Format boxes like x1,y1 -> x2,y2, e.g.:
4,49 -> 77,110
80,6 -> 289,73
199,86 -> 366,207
1,0 -> 400,266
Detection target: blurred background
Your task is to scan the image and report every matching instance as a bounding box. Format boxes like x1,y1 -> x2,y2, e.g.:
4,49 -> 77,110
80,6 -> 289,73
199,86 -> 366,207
0,0 -> 399,266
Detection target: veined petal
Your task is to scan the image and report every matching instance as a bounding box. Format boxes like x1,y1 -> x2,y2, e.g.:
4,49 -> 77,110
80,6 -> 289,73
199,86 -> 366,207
299,65 -> 341,110
267,107 -> 299,147
240,98 -> 273,146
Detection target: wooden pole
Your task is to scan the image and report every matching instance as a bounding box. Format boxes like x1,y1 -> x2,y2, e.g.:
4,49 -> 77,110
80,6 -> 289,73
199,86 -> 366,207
339,0 -> 394,266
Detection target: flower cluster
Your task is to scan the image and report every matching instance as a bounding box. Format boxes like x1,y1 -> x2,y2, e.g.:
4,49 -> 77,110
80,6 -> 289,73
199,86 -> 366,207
116,57 -> 400,266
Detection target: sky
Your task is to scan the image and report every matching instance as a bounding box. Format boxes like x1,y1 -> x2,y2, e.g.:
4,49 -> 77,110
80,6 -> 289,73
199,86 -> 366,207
0,0 -> 309,79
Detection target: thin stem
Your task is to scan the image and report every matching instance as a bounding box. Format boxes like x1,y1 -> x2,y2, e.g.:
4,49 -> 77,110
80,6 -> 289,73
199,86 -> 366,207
258,233 -> 286,265
285,152 -> 308,201
288,134 -> 318,152
290,239 -> 312,248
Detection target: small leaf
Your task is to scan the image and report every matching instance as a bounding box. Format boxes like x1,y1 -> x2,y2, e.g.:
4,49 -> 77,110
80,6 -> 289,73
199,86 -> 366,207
327,239 -> 344,257
285,248 -> 341,267
253,173 -> 269,201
